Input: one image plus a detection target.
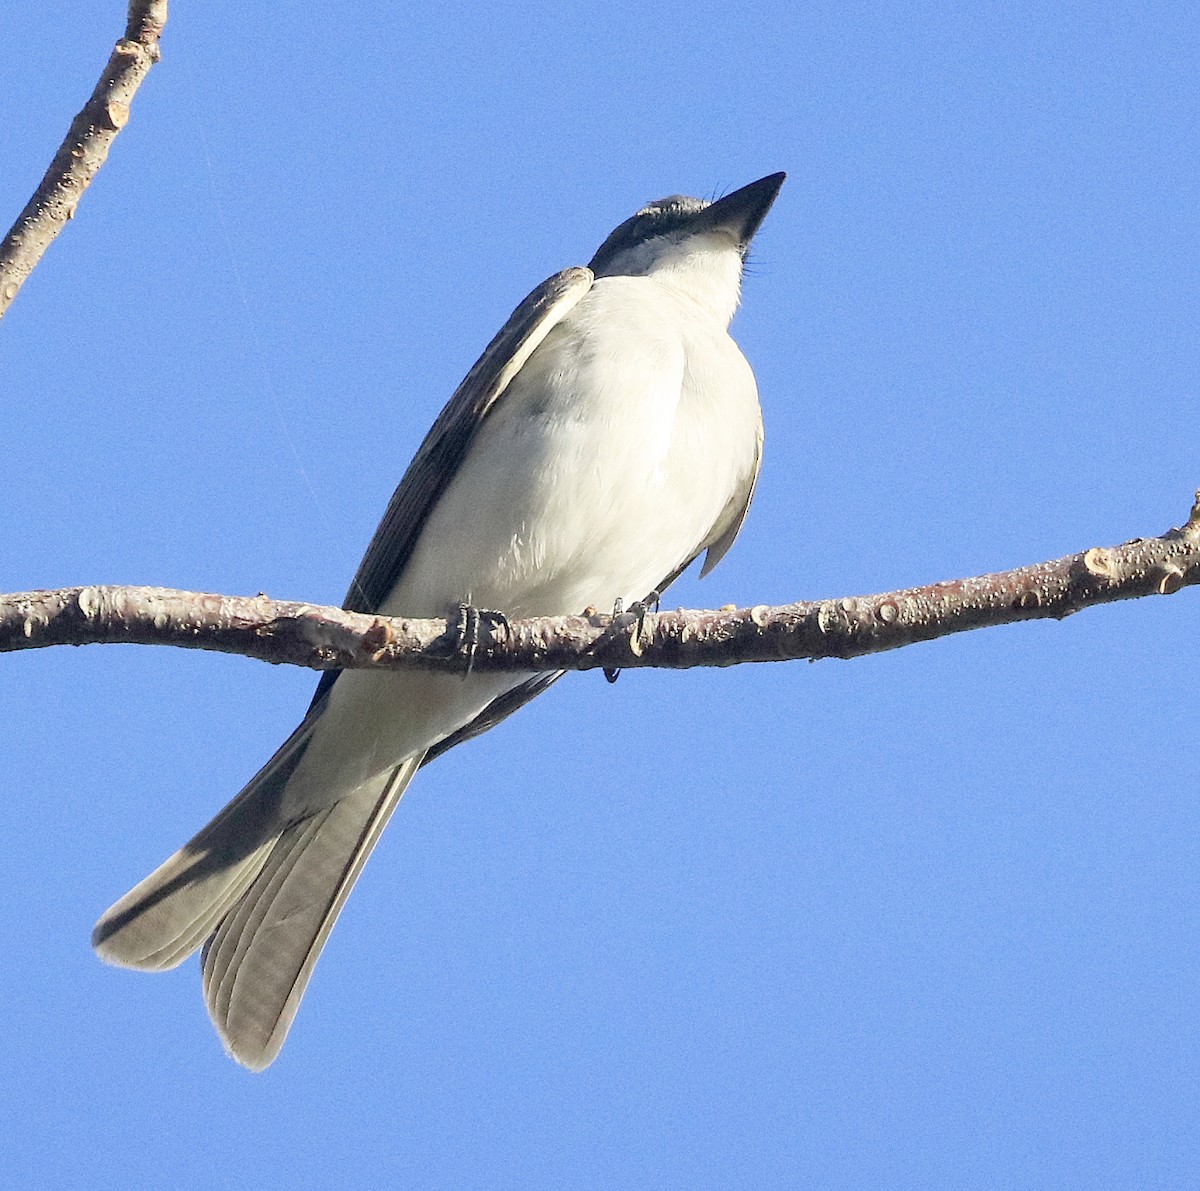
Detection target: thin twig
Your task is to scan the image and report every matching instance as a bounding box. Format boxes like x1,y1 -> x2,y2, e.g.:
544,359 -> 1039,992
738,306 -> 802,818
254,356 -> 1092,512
0,1 -> 168,320
2,494 -> 1196,674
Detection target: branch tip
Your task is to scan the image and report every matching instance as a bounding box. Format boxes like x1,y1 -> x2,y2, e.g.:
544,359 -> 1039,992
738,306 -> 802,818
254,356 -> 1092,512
0,1 -> 168,320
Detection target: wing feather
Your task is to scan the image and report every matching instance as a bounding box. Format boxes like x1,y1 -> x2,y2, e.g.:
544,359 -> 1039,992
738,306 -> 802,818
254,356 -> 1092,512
699,418 -> 763,577
309,267 -> 593,711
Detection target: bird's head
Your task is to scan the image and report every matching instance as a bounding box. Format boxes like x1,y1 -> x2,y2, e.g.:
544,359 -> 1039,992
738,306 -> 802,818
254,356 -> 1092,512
588,171 -> 785,325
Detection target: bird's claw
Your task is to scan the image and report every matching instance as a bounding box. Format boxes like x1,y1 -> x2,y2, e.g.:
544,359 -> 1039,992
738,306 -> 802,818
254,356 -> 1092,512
600,590 -> 660,684
454,603 -> 511,677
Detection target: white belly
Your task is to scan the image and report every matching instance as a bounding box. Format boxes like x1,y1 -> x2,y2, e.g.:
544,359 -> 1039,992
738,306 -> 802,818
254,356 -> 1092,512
287,275 -> 762,807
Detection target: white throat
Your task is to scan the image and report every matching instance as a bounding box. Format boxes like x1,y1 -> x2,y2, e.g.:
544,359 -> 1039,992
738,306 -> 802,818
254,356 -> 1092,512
596,231 -> 745,326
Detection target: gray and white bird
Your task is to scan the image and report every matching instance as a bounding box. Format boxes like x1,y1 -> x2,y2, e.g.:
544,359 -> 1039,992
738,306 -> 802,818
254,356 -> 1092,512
93,171 -> 786,1069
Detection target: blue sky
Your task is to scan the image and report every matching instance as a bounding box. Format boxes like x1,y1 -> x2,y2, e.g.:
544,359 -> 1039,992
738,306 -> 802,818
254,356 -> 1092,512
2,3 -> 1197,1187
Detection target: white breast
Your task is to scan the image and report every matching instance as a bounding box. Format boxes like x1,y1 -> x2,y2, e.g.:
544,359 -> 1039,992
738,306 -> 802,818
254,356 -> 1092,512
290,273 -> 762,803
389,274 -> 762,620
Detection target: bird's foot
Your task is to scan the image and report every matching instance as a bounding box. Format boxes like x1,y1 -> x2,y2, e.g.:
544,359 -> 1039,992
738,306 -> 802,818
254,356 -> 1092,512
601,590 -> 660,683
453,603 -> 511,677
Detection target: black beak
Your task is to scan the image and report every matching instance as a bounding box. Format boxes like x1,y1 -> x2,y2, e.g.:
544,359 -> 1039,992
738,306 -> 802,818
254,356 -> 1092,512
694,172 -> 786,248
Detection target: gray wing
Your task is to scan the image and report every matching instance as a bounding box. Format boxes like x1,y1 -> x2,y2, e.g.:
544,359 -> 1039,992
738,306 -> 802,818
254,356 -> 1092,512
699,416 -> 763,577
308,266 -> 594,711
422,671 -> 565,765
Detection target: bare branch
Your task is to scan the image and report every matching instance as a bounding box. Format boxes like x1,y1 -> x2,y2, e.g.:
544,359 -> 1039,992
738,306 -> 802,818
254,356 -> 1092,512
0,1 -> 168,321
3,494 -> 1197,675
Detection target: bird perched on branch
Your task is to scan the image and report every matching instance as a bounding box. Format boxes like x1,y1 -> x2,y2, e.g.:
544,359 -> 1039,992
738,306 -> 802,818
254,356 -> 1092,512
93,171 -> 786,1069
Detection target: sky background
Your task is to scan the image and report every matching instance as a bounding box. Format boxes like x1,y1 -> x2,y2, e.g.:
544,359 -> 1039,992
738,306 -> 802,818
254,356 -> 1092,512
2,3 -> 1198,1187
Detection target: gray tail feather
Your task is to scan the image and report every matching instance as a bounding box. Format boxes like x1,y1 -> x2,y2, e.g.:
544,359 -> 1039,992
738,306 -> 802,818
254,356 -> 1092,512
92,713 -> 321,972
201,756 -> 421,1071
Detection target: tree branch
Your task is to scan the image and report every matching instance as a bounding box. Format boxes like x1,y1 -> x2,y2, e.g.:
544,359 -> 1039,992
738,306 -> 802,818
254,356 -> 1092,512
3,494 -> 1197,675
0,1 -> 168,321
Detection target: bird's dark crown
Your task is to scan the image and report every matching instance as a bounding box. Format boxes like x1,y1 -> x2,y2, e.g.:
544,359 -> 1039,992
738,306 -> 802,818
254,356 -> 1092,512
587,194 -> 711,274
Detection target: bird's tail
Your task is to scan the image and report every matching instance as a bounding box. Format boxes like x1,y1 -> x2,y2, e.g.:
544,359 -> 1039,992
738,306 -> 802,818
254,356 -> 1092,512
93,714 -> 422,1069
201,757 -> 418,1070
92,714 -> 321,972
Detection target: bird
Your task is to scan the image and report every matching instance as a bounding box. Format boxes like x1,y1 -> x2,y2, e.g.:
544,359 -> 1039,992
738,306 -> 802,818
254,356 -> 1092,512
93,171 -> 786,1070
